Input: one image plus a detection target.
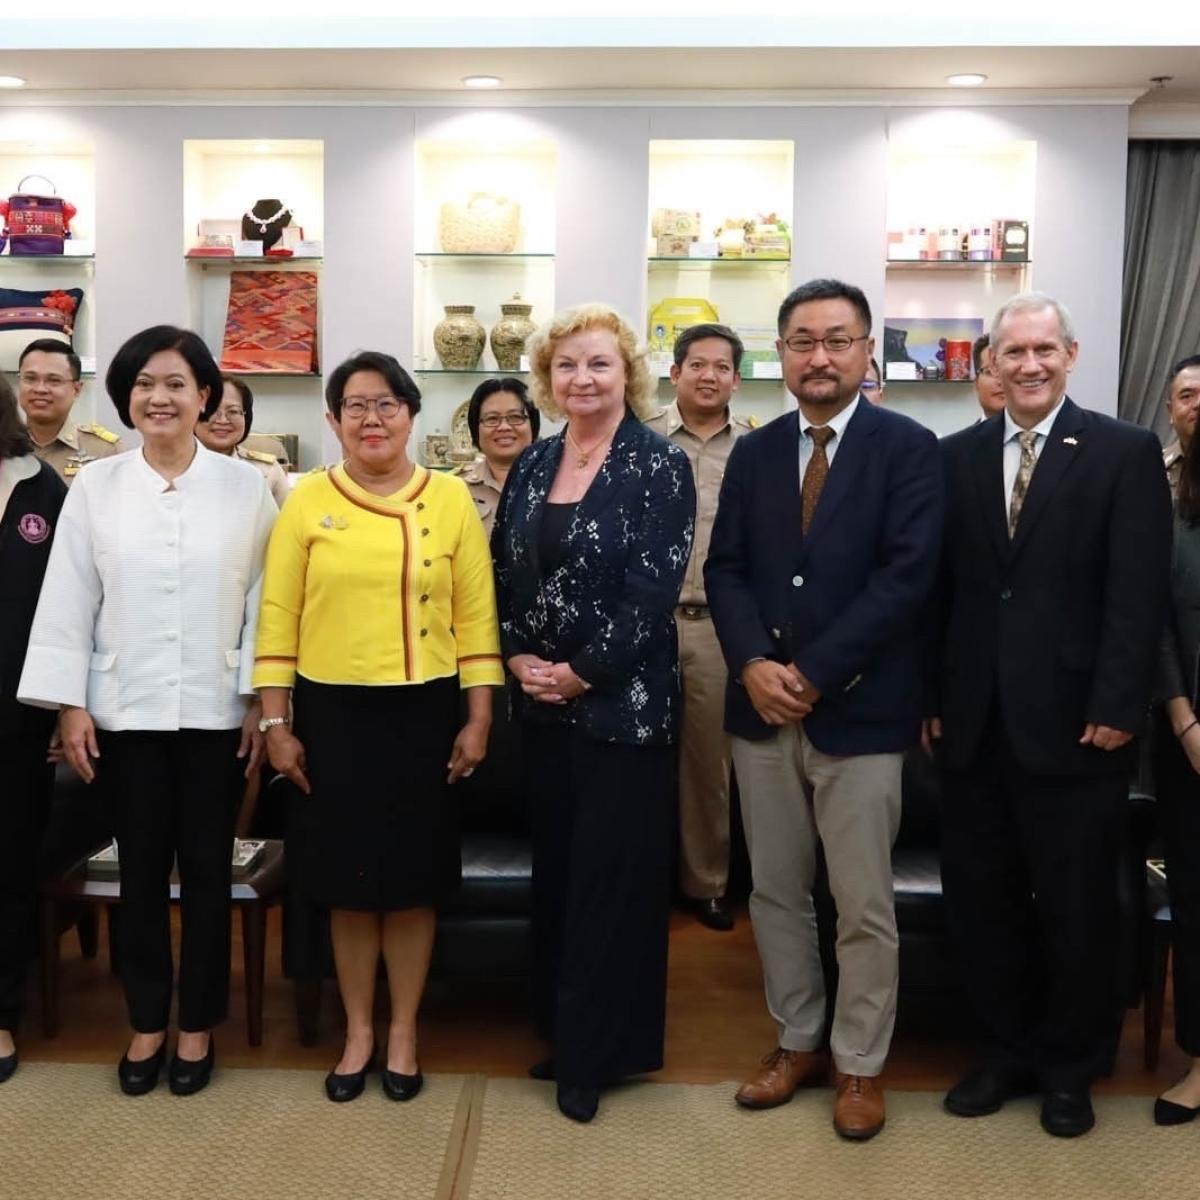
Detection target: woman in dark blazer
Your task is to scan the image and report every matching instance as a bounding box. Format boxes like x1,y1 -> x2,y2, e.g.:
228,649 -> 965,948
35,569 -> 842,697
492,303 -> 695,1123
0,373 -> 67,1082
1153,387 -> 1200,1125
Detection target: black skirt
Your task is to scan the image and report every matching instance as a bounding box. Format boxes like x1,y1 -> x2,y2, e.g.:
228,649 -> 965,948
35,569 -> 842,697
292,674 -> 461,912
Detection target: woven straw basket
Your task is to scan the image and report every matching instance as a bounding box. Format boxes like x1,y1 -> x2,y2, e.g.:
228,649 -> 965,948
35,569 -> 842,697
438,193 -> 521,254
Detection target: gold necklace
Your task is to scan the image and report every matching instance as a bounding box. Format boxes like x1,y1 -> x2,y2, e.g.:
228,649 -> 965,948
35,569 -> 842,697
565,424 -> 615,468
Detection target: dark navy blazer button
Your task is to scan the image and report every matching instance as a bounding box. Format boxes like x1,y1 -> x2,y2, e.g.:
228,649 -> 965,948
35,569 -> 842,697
1000,587 -> 1012,600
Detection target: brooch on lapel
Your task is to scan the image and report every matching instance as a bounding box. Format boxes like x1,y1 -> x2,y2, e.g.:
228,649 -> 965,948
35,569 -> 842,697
319,515 -> 349,530
1062,436 -> 1079,446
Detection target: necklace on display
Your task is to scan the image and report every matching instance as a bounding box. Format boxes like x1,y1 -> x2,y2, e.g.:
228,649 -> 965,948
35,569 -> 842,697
244,203 -> 290,232
565,424 -> 616,468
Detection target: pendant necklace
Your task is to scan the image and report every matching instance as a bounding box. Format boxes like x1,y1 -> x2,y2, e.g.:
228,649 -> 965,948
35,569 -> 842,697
244,203 -> 290,233
566,424 -> 615,468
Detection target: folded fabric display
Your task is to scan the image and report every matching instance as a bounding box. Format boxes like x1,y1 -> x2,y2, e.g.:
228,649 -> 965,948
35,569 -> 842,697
219,270 -> 318,374
0,284 -> 84,369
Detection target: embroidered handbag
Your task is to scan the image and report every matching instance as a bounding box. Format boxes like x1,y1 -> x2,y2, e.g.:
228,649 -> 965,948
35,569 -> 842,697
0,176 -> 76,256
438,193 -> 520,254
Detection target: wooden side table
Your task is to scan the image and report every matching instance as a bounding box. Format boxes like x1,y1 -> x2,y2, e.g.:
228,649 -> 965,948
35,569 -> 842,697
40,840 -> 285,1046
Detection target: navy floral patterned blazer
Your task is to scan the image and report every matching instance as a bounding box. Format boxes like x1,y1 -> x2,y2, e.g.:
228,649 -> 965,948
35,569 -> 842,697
491,411 -> 695,746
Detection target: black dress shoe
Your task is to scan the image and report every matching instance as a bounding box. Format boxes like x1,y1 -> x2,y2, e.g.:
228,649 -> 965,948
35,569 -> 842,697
382,1067 -> 423,1102
118,1040 -> 167,1096
528,1058 -> 556,1081
944,1066 -> 1037,1117
169,1037 -> 215,1096
692,898 -> 734,932
1041,1089 -> 1095,1137
557,1083 -> 600,1123
0,1050 -> 17,1084
1154,1096 -> 1200,1126
325,1046 -> 375,1103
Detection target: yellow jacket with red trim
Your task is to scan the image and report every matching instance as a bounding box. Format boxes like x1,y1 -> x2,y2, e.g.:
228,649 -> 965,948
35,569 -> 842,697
252,463 -> 502,690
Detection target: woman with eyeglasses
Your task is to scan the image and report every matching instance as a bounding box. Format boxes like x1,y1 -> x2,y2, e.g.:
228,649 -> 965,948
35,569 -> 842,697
456,377 -> 540,536
254,350 -> 502,1104
195,376 -> 290,508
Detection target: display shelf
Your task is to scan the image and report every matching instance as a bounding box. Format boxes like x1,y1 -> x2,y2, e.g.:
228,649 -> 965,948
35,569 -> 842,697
224,370 -> 321,379
415,252 -> 554,261
885,259 -> 1030,271
648,256 -> 789,266
415,367 -> 530,376
0,254 -> 95,265
882,378 -> 976,386
185,255 -> 324,265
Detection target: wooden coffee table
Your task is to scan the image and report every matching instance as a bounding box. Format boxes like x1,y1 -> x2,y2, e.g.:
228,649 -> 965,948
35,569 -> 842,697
39,840 -> 285,1046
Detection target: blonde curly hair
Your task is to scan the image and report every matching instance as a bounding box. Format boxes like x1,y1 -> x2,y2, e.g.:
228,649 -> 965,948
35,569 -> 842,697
526,303 -> 656,421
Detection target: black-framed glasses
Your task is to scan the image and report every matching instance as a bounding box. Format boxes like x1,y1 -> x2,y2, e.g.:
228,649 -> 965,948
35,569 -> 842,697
782,333 -> 870,355
479,411 -> 530,429
342,395 -> 404,419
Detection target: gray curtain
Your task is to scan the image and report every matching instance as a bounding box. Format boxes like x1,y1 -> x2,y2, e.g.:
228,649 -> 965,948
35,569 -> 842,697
1120,140 -> 1200,436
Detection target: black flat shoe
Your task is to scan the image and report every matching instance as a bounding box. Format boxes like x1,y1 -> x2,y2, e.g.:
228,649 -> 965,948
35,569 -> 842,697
1154,1096 -> 1200,1126
118,1040 -> 167,1096
557,1083 -> 600,1123
325,1045 -> 375,1103
944,1066 -> 1038,1117
0,1050 -> 17,1084
169,1037 -> 215,1096
1041,1089 -> 1095,1138
382,1067 -> 423,1102
692,898 -> 734,932
529,1058 -> 556,1081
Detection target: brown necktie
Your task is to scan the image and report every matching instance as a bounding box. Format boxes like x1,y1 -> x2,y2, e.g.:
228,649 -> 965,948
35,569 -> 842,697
802,425 -> 836,534
1007,429 -> 1039,538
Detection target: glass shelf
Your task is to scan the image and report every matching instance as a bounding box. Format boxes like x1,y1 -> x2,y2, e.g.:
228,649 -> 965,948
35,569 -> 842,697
648,256 -> 789,267
883,377 -> 975,385
415,252 -> 554,261
186,256 -> 324,265
0,254 -> 94,264
223,370 -> 321,379
885,259 -> 1030,271
415,367 -> 530,376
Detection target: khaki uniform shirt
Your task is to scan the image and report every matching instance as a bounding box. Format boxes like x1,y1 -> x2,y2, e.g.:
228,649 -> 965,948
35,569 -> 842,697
454,455 -> 505,537
32,420 -> 125,483
236,444 -> 291,509
644,401 -> 754,607
1165,439 -> 1184,502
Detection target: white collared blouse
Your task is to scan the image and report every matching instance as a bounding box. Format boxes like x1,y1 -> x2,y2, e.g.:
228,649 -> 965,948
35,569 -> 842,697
18,442 -> 277,731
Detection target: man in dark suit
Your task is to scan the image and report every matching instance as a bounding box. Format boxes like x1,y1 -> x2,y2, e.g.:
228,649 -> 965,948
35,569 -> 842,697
705,278 -> 942,1141
928,292 -> 1172,1137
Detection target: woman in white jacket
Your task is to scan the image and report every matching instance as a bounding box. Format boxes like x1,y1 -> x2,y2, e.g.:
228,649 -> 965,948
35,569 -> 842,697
18,326 -> 276,1097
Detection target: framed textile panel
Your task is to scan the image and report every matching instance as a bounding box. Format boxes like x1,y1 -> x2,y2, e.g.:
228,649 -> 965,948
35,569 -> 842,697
220,270 -> 318,375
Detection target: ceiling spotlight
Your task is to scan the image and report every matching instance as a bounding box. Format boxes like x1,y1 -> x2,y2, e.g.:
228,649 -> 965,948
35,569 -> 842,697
0,75 -> 27,89
1150,75 -> 1173,89
462,75 -> 502,90
946,73 -> 988,87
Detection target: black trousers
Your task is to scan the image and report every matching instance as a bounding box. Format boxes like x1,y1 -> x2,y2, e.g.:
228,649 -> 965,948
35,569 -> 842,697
524,721 -> 675,1089
1151,706 -> 1200,1057
0,703 -> 56,1033
940,717 -> 1125,1090
98,728 -> 243,1032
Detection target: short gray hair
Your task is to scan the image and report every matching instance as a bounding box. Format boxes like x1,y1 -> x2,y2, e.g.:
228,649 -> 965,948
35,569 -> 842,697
990,291 -> 1077,349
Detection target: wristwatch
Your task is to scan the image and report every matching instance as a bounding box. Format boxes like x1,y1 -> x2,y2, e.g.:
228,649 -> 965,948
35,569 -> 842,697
258,715 -> 290,734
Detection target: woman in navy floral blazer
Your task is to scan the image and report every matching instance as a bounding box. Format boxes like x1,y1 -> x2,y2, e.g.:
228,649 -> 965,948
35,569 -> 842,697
492,303 -> 695,1123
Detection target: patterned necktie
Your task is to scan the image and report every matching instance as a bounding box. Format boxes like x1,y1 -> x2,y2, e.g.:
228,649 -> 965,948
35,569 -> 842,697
802,425 -> 836,534
1007,429 -> 1039,538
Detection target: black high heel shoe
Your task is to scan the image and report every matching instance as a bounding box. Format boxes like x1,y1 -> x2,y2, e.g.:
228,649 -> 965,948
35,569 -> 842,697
556,1083 -> 600,1123
325,1042 -> 375,1103
382,1066 -> 424,1102
0,1049 -> 18,1085
169,1036 -> 215,1096
1154,1095 -> 1200,1126
118,1039 -> 167,1096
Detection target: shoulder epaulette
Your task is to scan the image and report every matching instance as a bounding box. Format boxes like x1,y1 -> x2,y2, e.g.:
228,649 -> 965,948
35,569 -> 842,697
245,449 -> 278,464
744,415 -> 760,429
80,423 -> 120,444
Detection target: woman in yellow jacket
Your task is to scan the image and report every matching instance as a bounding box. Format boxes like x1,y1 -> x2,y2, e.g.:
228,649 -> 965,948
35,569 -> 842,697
254,350 -> 502,1104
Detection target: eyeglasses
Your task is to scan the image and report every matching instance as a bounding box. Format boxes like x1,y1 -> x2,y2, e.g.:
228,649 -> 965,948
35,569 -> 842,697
211,406 -> 245,421
782,334 -> 869,355
977,366 -> 997,378
19,372 -> 75,388
341,395 -> 405,419
479,411 -> 530,429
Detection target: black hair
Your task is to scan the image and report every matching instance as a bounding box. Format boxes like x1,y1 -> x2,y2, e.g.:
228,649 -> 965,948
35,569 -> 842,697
466,377 -> 540,449
206,374 -> 255,446
868,357 -> 882,379
0,372 -> 34,459
972,334 -> 991,375
777,278 -> 872,337
1168,354 -> 1200,393
105,325 -> 223,430
325,350 -> 421,420
19,338 -> 81,381
672,323 -> 745,372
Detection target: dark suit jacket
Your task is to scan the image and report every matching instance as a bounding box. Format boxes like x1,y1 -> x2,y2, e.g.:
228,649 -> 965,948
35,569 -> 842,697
491,412 -> 695,746
704,399 -> 943,754
1155,514 -> 1200,707
929,398 -> 1172,776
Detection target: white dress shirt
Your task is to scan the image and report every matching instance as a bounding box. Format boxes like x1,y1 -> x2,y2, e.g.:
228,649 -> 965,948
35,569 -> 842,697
1002,396 -> 1067,510
18,442 -> 277,731
798,394 -> 861,479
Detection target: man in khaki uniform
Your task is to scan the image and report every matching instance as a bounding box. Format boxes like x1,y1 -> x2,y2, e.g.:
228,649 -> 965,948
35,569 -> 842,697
1163,355 -> 1200,500
17,338 -> 124,483
645,323 -> 754,931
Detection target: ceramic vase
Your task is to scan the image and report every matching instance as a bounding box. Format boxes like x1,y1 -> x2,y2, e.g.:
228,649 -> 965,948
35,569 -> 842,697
433,305 -> 486,370
489,295 -> 536,371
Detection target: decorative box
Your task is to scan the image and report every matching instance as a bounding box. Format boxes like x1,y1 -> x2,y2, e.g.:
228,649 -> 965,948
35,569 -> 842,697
651,208 -> 702,238
994,219 -> 1030,262
655,234 -> 694,257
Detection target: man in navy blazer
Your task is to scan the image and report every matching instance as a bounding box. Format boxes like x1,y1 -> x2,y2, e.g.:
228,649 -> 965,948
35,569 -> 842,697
705,279 -> 942,1140
928,293 -> 1171,1137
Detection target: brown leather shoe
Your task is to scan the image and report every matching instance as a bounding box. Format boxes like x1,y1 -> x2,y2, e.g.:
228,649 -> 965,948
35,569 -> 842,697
833,1073 -> 886,1140
735,1046 -> 829,1110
